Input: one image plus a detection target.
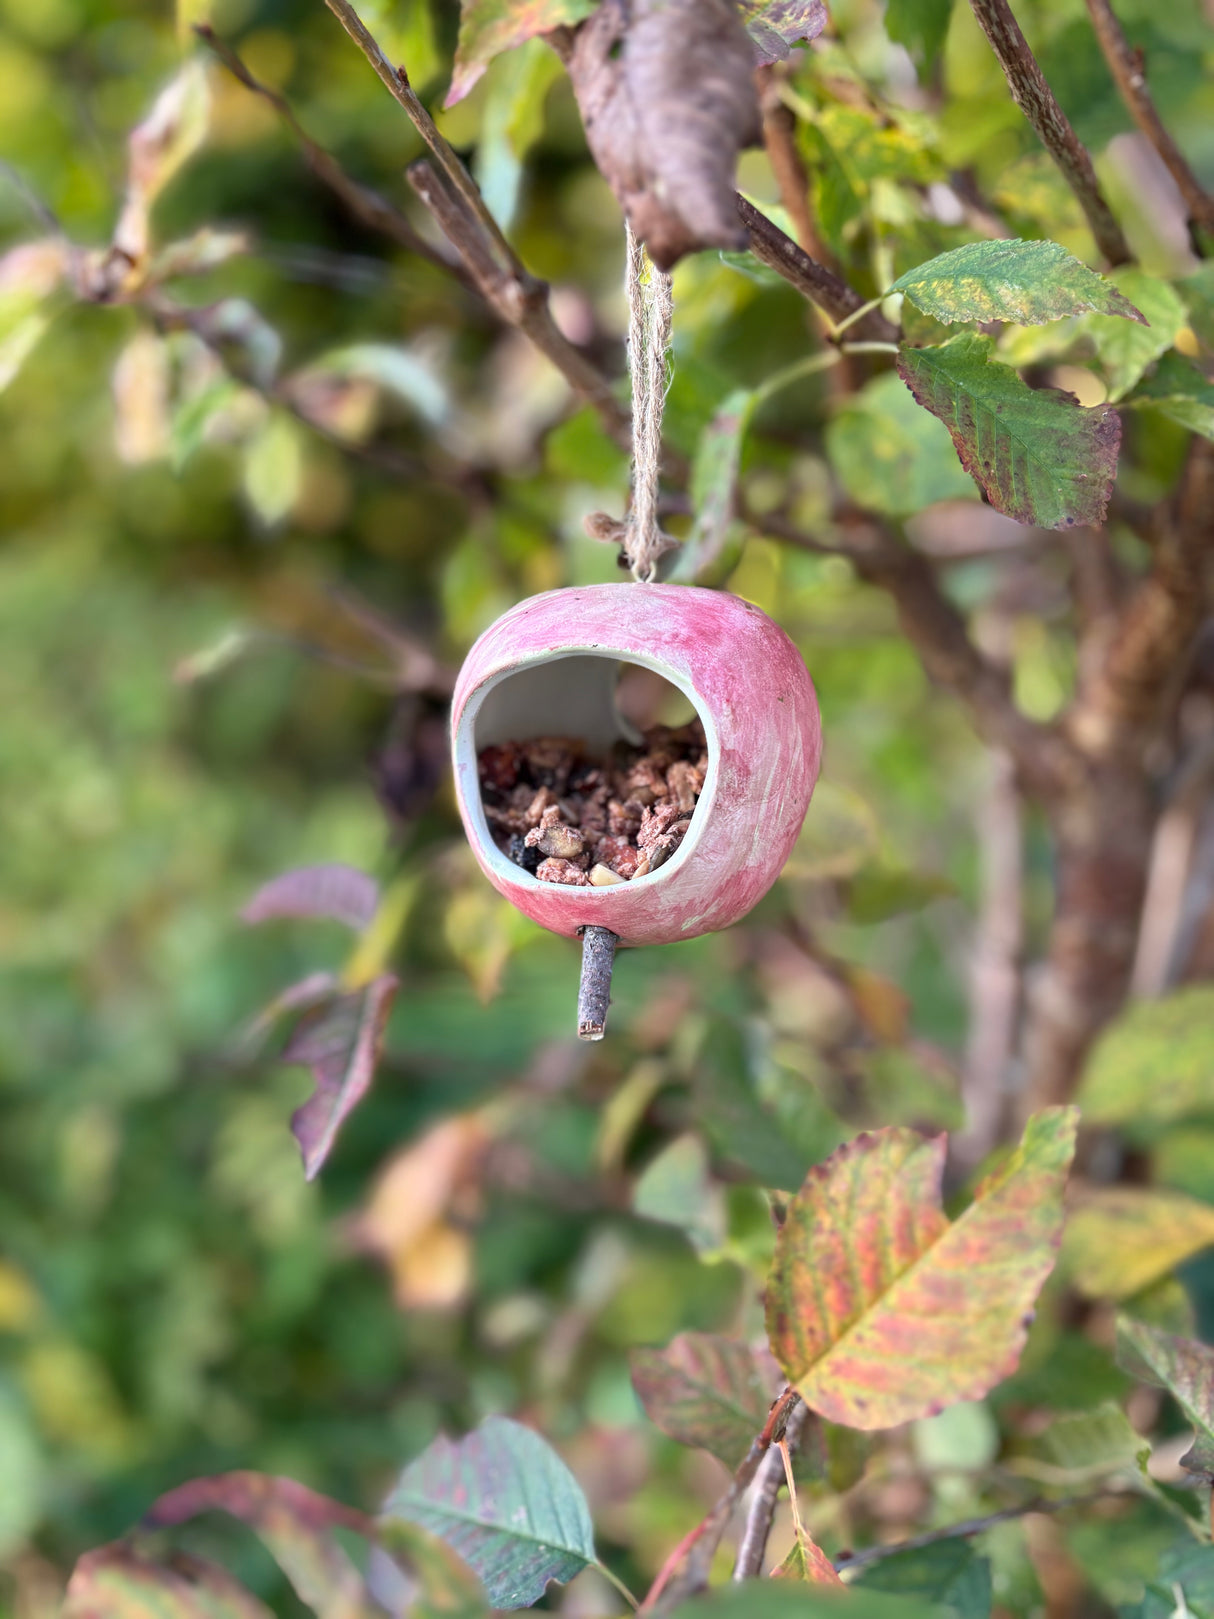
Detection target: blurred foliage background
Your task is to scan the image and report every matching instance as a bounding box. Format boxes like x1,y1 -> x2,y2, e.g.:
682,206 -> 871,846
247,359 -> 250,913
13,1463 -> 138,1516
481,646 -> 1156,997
3,0 -> 1214,1613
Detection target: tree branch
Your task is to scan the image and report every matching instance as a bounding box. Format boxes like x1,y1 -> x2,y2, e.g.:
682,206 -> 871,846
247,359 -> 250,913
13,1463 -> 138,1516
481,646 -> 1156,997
736,195 -> 899,342
832,520 -> 1079,803
405,160 -> 630,448
1084,0 -> 1214,244
321,0 -> 631,449
968,0 -> 1131,265
834,1490 -> 1131,1574
640,1390 -> 801,1614
194,25 -> 458,277
733,1402 -> 812,1579
1069,439 -> 1214,760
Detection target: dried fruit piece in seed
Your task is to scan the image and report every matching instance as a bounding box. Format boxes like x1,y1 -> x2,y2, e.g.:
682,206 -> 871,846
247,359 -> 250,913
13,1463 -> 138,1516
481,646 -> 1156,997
535,856 -> 590,886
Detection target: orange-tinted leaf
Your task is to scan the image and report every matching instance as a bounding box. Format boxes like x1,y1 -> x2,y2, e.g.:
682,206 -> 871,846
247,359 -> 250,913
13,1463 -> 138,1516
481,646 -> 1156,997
65,1543 -> 274,1619
766,1108 -> 1077,1429
283,974 -> 399,1179
773,1523 -> 844,1586
630,1333 -> 775,1468
144,1472 -> 372,1617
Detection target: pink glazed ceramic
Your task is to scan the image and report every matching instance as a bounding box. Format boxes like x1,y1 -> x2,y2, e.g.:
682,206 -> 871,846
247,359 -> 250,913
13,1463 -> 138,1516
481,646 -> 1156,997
450,583 -> 821,947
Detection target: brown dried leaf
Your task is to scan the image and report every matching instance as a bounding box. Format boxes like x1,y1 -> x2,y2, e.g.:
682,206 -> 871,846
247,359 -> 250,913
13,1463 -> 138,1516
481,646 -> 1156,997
564,0 -> 760,270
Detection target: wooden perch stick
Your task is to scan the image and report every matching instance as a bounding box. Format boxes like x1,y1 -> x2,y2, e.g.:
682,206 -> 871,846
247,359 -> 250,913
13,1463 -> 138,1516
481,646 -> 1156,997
577,926 -> 618,1041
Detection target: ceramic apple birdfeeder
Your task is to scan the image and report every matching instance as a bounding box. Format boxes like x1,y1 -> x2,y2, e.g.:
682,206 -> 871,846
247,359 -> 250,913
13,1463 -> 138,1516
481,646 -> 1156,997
451,582 -> 821,1039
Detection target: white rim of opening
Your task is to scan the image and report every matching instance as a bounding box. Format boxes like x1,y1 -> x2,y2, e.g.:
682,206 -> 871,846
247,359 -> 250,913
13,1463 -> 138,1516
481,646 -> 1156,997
454,647 -> 720,895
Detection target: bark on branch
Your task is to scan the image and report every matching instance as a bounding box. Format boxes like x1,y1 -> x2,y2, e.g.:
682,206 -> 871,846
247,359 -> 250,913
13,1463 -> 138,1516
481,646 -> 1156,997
968,0 -> 1131,265
322,0 -> 631,449
1084,0 -> 1214,244
736,196 -> 899,342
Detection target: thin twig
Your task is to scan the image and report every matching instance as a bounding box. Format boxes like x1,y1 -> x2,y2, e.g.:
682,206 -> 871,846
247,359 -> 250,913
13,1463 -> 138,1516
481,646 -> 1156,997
967,0 -> 1131,265
1083,0 -> 1214,244
641,1390 -> 802,1613
733,1402 -> 812,1579
194,25 -> 458,276
406,159 -> 631,448
736,195 -> 899,342
322,0 -> 519,274
834,1490 -> 1132,1573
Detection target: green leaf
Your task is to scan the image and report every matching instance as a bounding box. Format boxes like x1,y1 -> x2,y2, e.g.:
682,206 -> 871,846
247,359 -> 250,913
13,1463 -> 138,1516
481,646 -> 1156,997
855,1540 -> 992,1619
170,378 -> 241,471
1125,349 -> 1214,439
826,371 -> 976,517
242,412 -> 305,528
897,333 -> 1120,530
381,1415 -> 596,1608
695,1018 -> 841,1192
737,0 -> 829,64
64,1544 -> 275,1619
891,239 -> 1145,327
1082,269 -> 1186,401
1123,1542 -> 1214,1619
630,1331 -> 774,1468
474,38 -> 564,231
766,1108 -> 1077,1430
1180,261 -> 1214,351
1116,1319 -> 1214,1481
447,0 -> 599,106
1032,1401 -> 1149,1481
672,387 -> 757,582
142,1472 -> 374,1618
1063,1187 -> 1214,1300
633,1133 -> 726,1253
885,0 -> 955,74
1076,985 -> 1214,1129
0,240 -> 68,394
670,1585 -> 938,1619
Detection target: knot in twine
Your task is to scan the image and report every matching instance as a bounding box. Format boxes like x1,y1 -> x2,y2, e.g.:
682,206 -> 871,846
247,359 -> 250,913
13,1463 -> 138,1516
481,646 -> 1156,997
585,225 -> 679,583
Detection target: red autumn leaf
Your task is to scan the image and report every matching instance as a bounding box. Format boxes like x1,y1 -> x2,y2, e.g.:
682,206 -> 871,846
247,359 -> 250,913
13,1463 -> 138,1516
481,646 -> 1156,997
766,1107 -> 1077,1430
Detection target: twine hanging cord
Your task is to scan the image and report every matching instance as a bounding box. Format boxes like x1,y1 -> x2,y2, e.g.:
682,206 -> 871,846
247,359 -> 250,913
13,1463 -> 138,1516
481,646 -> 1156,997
585,226 -> 678,582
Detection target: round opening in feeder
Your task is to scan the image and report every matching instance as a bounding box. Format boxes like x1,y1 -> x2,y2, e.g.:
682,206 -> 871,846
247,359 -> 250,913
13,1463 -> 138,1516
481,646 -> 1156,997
463,652 -> 718,895
450,583 -> 821,950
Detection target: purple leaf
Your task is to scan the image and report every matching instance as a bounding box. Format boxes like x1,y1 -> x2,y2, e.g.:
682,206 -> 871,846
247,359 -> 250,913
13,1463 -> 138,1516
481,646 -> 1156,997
241,864 -> 380,932
283,975 -> 399,1179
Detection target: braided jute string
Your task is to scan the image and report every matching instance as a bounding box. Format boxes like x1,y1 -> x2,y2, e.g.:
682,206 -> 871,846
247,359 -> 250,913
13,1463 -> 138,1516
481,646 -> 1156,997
623,225 -> 675,581
585,226 -> 677,582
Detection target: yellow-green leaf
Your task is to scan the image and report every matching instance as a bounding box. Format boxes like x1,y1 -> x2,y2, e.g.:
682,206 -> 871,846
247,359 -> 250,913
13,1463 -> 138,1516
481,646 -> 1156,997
766,1108 -> 1077,1430
1076,985 -> 1214,1130
891,238 -> 1145,327
1063,1187 -> 1214,1300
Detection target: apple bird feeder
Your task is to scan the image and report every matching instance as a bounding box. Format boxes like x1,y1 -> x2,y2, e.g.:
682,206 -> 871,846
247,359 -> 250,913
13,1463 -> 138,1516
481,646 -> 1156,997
451,582 -> 821,1038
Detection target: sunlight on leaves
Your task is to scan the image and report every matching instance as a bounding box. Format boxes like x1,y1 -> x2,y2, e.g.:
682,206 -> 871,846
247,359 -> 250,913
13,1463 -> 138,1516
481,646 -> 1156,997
891,239 -> 1145,327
